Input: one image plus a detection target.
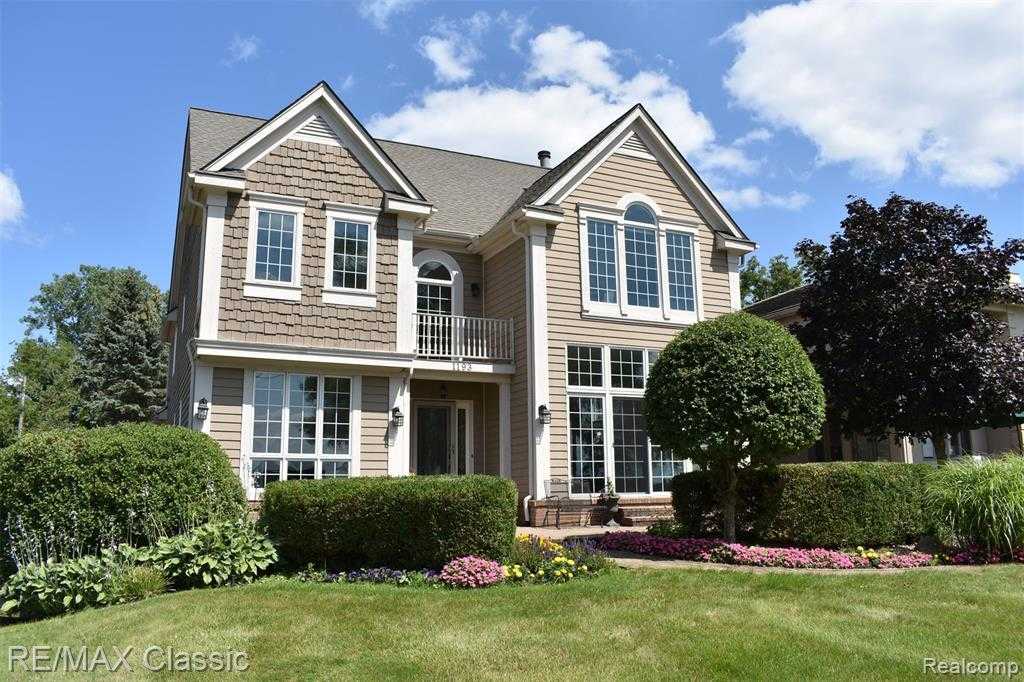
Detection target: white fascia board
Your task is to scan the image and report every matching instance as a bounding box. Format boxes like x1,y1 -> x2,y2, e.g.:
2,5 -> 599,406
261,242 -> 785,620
715,232 -> 758,254
203,83 -> 422,200
195,339 -> 416,370
385,195 -> 434,217
191,172 -> 245,192
411,361 -> 515,378
475,206 -> 563,260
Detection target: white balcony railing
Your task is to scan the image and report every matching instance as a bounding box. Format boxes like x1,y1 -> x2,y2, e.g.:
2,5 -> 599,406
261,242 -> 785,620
414,313 -> 514,362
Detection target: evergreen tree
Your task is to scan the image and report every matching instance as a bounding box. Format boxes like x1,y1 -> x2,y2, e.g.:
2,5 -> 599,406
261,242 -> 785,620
78,271 -> 167,425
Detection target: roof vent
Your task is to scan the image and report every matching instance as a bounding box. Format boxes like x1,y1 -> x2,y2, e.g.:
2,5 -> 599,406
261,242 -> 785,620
537,150 -> 552,169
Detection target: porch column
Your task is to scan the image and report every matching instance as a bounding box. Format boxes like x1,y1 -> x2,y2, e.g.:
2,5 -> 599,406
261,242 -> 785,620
395,216 -> 416,354
525,223 -> 550,500
198,191 -> 227,340
387,374 -> 411,476
499,381 -> 512,478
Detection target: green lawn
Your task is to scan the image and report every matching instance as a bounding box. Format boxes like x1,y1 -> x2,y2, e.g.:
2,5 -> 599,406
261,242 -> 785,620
1,565 -> 1021,680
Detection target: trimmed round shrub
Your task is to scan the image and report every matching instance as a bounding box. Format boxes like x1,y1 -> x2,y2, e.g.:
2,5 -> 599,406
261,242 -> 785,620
672,462 -> 932,548
260,475 -> 517,569
0,424 -> 246,571
924,454 -> 1024,554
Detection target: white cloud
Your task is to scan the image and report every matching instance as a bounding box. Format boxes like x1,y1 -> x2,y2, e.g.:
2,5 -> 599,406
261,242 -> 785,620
419,35 -> 478,83
339,74 -> 356,91
724,0 -> 1024,188
697,145 -> 760,175
0,171 -> 24,225
498,11 -> 531,53
376,25 -> 717,165
223,34 -> 259,66
715,186 -> 810,211
358,0 -> 418,31
0,169 -> 48,246
733,128 -> 772,146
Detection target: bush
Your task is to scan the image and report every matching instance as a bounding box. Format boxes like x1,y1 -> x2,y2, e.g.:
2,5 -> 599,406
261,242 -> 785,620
0,545 -> 144,620
0,424 -> 246,571
924,454 -> 1024,554
260,475 -> 517,569
110,565 -> 167,602
672,462 -> 932,548
144,520 -> 277,588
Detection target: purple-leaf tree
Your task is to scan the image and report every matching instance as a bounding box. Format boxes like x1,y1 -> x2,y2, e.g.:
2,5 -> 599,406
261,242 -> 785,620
795,195 -> 1024,462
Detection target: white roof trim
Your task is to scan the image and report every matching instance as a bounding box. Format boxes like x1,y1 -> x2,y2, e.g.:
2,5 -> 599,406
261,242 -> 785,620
190,172 -> 245,192
533,107 -> 747,240
202,83 -> 422,200
715,232 -> 758,254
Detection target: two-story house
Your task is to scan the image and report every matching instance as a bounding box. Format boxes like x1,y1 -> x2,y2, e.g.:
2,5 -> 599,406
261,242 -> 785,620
164,81 -> 755,525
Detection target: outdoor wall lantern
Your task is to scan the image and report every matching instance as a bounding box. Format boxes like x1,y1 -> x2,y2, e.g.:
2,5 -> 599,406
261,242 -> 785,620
196,398 -> 209,421
470,282 -> 481,298
391,406 -> 404,427
538,404 -> 551,425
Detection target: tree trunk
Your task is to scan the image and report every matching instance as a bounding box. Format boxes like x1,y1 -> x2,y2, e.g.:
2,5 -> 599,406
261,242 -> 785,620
932,431 -> 949,464
719,465 -> 739,542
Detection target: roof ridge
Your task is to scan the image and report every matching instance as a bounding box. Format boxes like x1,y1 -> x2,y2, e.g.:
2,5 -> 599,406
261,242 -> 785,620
377,138 -> 548,170
189,106 -> 267,121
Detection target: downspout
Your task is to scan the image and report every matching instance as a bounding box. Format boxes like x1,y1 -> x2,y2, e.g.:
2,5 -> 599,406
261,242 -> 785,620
511,220 -> 534,524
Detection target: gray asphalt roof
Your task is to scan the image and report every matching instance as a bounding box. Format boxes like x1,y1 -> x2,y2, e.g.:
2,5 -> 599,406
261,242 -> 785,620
186,107 -> 550,237
743,285 -> 808,317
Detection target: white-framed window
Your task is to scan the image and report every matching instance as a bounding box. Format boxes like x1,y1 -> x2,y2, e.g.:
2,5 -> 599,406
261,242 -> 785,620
244,194 -> 306,302
578,195 -> 702,324
244,370 -> 361,498
322,203 -> 378,308
565,343 -> 690,496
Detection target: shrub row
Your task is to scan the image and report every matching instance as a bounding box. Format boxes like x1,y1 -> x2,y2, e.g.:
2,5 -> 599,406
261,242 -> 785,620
672,462 -> 932,548
260,475 -> 517,569
0,424 -> 246,573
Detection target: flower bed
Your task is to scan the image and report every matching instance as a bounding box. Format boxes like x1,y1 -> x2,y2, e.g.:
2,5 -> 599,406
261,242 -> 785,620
596,532 -> 942,570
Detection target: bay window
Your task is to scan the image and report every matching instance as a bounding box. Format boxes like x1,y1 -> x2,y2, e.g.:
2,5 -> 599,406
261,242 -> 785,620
579,198 -> 701,323
566,344 -> 690,495
247,371 -> 359,496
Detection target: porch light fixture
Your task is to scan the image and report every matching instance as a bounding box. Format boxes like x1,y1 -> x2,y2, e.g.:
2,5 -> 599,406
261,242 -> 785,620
391,406 -> 404,427
538,404 -> 551,425
196,398 -> 209,421
470,282 -> 481,298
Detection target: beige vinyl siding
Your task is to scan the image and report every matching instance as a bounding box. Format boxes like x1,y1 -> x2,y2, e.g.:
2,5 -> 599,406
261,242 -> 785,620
210,368 -> 244,472
546,151 -> 735,482
483,383 -> 500,475
413,247 -> 484,318
360,376 -> 390,476
218,138 -> 398,351
484,240 -> 530,497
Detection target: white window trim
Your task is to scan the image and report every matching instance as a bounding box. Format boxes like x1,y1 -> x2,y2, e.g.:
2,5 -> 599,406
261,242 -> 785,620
322,202 -> 379,308
564,343 -> 691,499
577,197 -> 703,325
244,195 -> 305,302
241,369 -> 362,500
413,249 -> 464,317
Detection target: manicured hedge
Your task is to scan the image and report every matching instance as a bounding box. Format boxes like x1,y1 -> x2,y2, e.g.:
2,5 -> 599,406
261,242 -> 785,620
260,475 -> 518,569
0,424 -> 246,573
672,462 -> 932,548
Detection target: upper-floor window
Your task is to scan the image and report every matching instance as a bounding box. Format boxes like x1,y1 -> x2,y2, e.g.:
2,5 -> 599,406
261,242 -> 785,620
578,197 -> 701,324
417,261 -> 453,315
322,203 -> 378,308
244,195 -> 305,301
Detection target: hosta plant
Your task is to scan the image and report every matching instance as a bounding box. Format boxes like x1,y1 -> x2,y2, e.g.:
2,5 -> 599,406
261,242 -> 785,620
144,519 -> 277,588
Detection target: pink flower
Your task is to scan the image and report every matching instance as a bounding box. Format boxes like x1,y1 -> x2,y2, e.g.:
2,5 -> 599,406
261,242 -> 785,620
440,556 -> 504,588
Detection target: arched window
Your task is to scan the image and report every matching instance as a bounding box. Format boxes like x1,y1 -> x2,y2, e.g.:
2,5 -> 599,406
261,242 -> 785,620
624,202 -> 657,225
417,261 -> 451,281
412,250 -> 463,317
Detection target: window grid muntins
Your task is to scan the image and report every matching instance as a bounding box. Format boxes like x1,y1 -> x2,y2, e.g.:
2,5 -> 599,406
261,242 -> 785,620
248,372 -> 354,492
651,446 -> 687,493
254,210 -> 295,282
569,396 -> 606,494
587,219 -> 617,304
610,348 -> 645,389
613,398 -> 650,494
624,225 -> 659,308
331,221 -> 369,290
666,231 -> 696,312
567,345 -> 604,387
417,283 -> 452,314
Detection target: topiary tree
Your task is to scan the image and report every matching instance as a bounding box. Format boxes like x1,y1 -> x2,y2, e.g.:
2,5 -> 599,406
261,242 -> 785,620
645,312 -> 825,541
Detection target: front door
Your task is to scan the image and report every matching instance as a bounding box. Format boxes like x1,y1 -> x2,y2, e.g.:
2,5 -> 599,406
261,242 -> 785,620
416,405 -> 450,475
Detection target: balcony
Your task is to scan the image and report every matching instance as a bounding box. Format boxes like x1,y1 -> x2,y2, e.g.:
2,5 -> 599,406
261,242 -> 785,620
414,313 -> 514,362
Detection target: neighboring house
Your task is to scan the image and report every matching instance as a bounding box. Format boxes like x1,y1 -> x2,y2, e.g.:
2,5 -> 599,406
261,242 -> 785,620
164,81 -> 755,525
745,283 -> 1024,463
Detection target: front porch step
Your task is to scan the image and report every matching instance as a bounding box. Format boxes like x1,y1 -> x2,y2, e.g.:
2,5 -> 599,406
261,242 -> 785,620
618,506 -> 674,527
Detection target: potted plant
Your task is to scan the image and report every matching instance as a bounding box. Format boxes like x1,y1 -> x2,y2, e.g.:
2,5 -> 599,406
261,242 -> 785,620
601,480 -> 620,526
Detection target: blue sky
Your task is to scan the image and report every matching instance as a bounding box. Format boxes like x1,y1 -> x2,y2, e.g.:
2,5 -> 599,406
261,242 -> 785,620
1,0 -> 1022,366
